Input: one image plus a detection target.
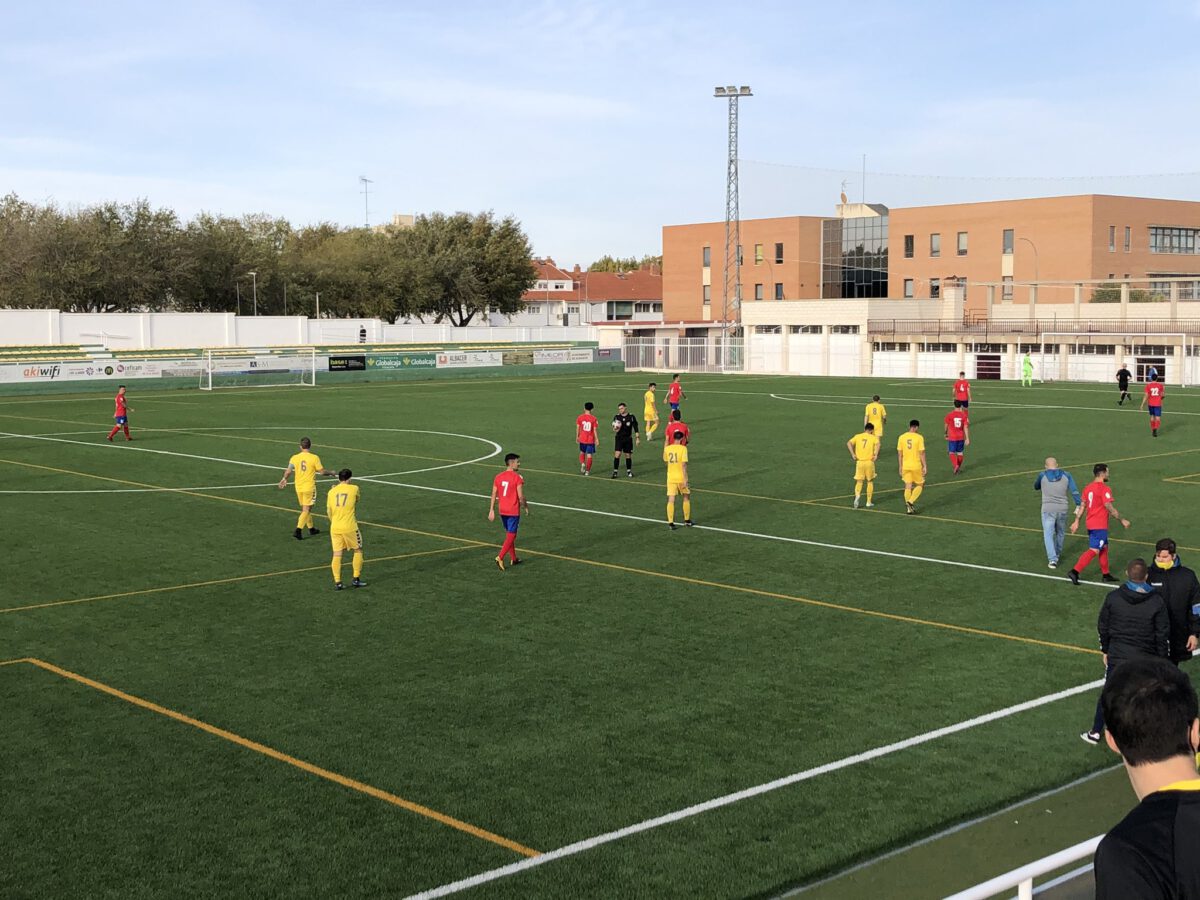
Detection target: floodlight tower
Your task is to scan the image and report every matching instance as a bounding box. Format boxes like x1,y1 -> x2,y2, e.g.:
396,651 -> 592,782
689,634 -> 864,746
359,176 -> 373,227
714,85 -> 751,352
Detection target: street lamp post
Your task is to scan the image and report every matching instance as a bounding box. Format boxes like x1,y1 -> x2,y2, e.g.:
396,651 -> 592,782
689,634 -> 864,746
1018,237 -> 1039,283
248,271 -> 258,315
236,281 -> 242,315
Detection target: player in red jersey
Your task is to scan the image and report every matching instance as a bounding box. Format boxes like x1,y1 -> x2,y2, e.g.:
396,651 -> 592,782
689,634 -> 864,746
665,374 -> 686,414
1067,463 -> 1131,585
575,402 -> 599,474
664,409 -> 691,445
488,453 -> 528,571
952,372 -> 972,412
1140,375 -> 1165,437
943,400 -> 970,473
106,385 -> 134,441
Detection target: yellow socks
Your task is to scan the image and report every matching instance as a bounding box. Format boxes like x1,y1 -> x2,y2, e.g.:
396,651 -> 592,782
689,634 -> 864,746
910,485 -> 923,504
854,479 -> 863,499
903,487 -> 912,503
666,501 -> 675,524
682,498 -> 691,520
352,550 -> 363,578
297,511 -> 308,528
331,556 -> 342,583
866,482 -> 874,502
305,512 -> 315,529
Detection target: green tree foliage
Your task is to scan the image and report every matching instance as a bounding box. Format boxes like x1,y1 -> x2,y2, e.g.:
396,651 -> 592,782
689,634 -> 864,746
587,253 -> 662,273
1091,282 -> 1154,303
0,195 -> 535,322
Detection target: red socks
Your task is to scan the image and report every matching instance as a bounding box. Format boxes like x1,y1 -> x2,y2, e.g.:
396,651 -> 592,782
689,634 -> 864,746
1099,546 -> 1109,574
1075,549 -> 1097,572
499,533 -> 517,562
107,426 -> 120,440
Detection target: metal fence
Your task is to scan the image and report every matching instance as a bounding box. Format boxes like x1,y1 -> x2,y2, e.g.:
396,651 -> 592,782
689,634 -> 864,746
623,337 -> 745,373
868,318 -> 1200,338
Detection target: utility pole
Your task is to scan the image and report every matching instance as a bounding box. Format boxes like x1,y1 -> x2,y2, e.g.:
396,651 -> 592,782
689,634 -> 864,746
359,176 -> 373,227
714,85 -> 751,365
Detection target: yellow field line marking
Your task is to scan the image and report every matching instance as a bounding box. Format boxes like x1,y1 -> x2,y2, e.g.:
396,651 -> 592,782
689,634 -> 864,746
510,548 -> 1099,656
0,546 -> 475,614
799,445 -> 1200,504
8,658 -> 539,857
0,657 -> 32,666
2,457 -> 1094,654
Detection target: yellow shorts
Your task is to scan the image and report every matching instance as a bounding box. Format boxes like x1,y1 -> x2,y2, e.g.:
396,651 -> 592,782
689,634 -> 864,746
869,426 -> 884,440
331,529 -> 362,552
667,480 -> 690,497
644,408 -> 658,423
902,468 -> 925,485
296,486 -> 317,507
854,460 -> 876,481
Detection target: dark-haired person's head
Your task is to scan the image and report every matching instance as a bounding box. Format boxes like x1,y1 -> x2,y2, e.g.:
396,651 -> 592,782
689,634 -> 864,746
338,468 -> 352,482
864,423 -> 875,432
671,409 -> 681,421
909,419 -> 920,430
648,381 -> 656,388
953,399 -> 962,409
672,374 -> 680,381
300,437 -> 312,449
1094,463 -> 1109,479
670,430 -> 686,444
584,401 -> 594,411
1155,538 -> 1178,569
504,453 -> 520,466
1102,658 -> 1200,768
618,403 -> 627,411
872,394 -> 880,402
1127,558 -> 1149,584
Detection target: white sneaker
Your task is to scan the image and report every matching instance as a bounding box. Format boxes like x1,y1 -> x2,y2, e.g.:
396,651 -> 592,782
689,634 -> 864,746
1048,560 -> 1058,569
853,496 -> 861,508
1080,730 -> 1101,746
865,502 -> 874,508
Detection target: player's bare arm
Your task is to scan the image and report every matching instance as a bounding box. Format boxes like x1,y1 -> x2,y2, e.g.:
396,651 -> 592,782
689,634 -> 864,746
846,437 -> 857,459
681,461 -> 689,490
897,449 -> 904,476
487,485 -> 498,521
964,424 -> 970,447
920,451 -> 927,476
277,463 -> 294,489
517,483 -> 529,515
1105,501 -> 1130,528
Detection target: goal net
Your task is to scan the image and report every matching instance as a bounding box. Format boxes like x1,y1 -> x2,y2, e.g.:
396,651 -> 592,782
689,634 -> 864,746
199,349 -> 317,390
1038,333 -> 1192,387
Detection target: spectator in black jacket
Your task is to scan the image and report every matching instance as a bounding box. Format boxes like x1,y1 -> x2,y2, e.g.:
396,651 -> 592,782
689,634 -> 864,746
1147,538 -> 1200,665
1094,657 -> 1200,899
1082,558 -> 1170,745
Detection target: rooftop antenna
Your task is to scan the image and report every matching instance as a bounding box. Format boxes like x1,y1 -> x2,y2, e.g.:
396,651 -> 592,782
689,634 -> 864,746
359,176 -> 373,227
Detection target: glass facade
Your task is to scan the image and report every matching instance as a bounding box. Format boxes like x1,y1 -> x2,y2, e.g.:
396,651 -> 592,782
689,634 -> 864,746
821,215 -> 888,299
1150,226 -> 1200,254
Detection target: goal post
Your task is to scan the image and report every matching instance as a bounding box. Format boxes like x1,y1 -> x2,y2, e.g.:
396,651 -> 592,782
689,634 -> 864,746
1038,332 -> 1191,388
199,348 -> 317,390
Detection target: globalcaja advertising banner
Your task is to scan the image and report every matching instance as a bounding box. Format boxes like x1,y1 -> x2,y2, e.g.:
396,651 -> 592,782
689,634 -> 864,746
435,351 -> 503,369
365,353 -> 437,370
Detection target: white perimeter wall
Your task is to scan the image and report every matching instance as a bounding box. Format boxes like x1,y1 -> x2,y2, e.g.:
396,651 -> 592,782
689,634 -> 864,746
0,310 -> 597,349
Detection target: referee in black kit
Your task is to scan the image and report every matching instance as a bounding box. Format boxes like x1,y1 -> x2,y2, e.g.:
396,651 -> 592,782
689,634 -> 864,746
611,402 -> 640,478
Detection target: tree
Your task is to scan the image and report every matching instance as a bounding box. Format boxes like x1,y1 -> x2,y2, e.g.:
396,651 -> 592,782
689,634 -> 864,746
587,253 -> 662,273
399,212 -> 536,326
1091,282 -> 1154,303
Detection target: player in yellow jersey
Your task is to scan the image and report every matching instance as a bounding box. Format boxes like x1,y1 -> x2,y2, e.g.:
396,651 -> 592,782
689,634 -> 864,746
278,436 -> 335,540
326,468 -> 364,590
846,422 -> 880,509
643,382 -> 659,441
896,420 -> 927,515
663,431 -> 692,529
864,394 -> 887,439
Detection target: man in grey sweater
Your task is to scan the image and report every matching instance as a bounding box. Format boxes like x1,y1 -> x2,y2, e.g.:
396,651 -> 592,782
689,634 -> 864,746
1034,457 -> 1083,569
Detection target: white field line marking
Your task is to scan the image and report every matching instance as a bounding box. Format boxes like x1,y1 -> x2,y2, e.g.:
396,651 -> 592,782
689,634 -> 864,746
0,429 -> 112,440
357,476 -> 1109,589
0,428 -> 502,479
405,677 -> 1105,899
7,428 -> 1106,588
781,764 -> 1121,897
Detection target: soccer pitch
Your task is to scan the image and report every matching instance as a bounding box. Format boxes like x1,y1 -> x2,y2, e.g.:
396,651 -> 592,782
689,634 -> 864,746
2,371 -> 1192,898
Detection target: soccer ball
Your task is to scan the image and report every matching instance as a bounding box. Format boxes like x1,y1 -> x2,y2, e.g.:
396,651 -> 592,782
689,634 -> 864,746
612,420 -> 622,432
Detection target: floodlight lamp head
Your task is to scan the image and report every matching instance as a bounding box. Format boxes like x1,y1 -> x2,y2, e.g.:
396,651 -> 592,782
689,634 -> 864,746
739,86 -> 752,95
725,84 -> 737,94
713,87 -> 726,96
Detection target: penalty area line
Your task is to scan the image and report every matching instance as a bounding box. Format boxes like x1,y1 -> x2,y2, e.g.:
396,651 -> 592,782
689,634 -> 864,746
404,677 -> 1105,899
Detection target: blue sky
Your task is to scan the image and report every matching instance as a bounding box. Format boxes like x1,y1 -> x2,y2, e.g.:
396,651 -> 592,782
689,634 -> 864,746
4,0 -> 1200,265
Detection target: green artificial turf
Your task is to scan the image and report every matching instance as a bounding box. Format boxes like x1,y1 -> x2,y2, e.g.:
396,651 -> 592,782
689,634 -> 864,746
1,372 -> 1187,897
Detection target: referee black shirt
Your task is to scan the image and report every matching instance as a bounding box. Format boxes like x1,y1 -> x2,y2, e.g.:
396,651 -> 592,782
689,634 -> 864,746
1094,781 -> 1200,898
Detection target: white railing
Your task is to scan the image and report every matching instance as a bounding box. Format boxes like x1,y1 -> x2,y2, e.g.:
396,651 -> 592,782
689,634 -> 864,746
623,337 -> 745,373
943,835 -> 1101,899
